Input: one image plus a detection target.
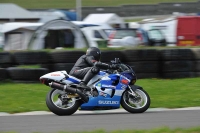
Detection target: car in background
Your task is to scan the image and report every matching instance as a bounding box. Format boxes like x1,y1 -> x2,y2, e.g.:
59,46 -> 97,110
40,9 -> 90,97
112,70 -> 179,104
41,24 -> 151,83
0,33 -> 3,48
106,28 -> 142,47
146,29 -> 166,46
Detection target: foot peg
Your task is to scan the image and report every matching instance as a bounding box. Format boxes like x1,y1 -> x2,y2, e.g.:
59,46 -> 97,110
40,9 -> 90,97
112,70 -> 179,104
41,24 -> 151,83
77,82 -> 91,91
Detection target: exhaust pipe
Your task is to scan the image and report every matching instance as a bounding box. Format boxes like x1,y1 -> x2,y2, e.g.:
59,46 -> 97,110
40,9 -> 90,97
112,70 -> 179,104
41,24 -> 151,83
49,82 -> 89,103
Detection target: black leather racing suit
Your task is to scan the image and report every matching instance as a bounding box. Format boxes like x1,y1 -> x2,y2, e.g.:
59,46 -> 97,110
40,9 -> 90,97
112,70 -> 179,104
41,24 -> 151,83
69,55 -> 110,80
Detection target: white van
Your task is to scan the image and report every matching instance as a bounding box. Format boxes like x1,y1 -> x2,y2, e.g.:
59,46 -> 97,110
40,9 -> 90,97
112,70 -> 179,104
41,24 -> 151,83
72,21 -> 113,48
140,17 -> 177,46
0,33 -> 3,48
0,25 -> 4,48
80,25 -> 113,48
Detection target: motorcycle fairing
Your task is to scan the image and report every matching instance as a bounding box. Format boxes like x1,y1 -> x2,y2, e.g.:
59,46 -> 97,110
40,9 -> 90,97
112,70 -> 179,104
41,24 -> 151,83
80,95 -> 121,110
63,71 -> 108,85
64,76 -> 80,84
116,75 -> 130,89
98,71 -> 107,76
80,74 -> 126,110
40,71 -> 67,81
120,69 -> 136,81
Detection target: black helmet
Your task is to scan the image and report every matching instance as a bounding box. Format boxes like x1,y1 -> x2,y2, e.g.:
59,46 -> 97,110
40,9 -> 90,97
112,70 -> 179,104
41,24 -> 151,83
86,47 -> 101,61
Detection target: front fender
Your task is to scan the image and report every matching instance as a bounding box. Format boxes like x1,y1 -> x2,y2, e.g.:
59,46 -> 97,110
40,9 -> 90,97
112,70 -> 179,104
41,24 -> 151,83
130,85 -> 143,91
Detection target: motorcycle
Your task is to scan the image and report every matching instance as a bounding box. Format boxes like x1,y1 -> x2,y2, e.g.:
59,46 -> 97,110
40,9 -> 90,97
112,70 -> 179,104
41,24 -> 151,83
39,58 -> 150,116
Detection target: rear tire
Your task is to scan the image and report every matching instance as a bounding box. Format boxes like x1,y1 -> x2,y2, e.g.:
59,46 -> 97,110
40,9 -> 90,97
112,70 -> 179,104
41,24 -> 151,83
46,88 -> 81,116
121,88 -> 150,113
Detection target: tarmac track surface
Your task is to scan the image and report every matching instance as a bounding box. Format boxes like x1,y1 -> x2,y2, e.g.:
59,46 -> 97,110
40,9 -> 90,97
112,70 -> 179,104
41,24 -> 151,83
0,108 -> 200,133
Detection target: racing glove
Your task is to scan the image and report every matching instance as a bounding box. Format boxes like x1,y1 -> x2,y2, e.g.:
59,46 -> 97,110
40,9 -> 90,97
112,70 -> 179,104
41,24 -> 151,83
109,64 -> 119,70
94,62 -> 110,69
94,62 -> 119,70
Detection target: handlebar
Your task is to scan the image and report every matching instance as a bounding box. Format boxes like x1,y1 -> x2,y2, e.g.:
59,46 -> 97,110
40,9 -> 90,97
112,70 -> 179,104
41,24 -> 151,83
111,58 -> 121,64
110,58 -> 132,72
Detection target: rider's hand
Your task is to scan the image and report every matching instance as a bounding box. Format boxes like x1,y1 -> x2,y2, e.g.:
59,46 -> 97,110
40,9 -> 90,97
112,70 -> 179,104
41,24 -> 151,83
109,64 -> 119,70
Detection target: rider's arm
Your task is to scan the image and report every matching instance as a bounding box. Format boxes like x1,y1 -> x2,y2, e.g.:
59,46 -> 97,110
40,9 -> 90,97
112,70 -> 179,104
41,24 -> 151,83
85,55 -> 109,69
94,62 -> 109,69
95,62 -> 119,70
85,55 -> 119,70
85,56 -> 98,66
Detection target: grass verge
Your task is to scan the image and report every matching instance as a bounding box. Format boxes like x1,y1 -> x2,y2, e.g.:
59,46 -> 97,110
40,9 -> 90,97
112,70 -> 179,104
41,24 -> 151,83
1,126 -> 200,133
16,65 -> 41,69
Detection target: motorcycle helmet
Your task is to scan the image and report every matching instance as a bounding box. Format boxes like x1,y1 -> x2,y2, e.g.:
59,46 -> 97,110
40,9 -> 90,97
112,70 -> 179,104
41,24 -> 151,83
86,47 -> 101,61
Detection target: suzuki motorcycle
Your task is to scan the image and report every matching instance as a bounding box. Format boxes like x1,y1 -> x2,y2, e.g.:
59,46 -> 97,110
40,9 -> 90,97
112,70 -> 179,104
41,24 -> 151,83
40,58 -> 150,116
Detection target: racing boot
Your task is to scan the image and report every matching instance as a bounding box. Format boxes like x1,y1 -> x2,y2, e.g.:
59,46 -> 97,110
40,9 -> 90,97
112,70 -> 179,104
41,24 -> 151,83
77,71 -> 96,91
78,81 -> 91,91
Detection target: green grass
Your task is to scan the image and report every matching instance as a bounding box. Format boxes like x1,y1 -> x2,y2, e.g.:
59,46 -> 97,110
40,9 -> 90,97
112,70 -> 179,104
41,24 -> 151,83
125,18 -> 145,22
0,0 -> 197,9
0,81 -> 50,113
0,77 -> 200,113
16,64 -> 41,69
1,126 -> 200,133
137,78 -> 200,108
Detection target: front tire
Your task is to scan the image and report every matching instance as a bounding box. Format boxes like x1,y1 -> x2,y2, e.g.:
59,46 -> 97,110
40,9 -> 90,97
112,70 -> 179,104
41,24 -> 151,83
46,88 -> 81,116
121,88 -> 150,113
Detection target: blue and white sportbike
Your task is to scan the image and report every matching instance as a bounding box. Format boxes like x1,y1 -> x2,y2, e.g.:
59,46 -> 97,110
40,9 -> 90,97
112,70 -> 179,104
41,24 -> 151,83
40,58 -> 150,116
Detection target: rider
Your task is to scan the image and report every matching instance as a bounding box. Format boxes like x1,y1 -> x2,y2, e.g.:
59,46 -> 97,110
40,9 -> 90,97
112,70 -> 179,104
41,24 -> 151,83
69,47 -> 119,91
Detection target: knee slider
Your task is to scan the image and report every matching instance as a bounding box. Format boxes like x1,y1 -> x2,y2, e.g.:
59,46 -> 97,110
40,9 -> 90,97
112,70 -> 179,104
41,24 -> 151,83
91,66 -> 100,74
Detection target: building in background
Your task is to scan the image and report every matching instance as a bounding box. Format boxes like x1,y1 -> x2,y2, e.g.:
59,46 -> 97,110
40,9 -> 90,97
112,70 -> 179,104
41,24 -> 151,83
0,3 -> 40,23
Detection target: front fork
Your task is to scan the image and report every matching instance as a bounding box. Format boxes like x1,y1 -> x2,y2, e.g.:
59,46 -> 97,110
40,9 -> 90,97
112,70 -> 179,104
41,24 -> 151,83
127,85 -> 143,102
127,85 -> 137,96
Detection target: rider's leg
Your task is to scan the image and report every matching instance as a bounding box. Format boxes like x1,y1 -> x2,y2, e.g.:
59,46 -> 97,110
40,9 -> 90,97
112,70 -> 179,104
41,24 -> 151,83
69,67 -> 91,78
78,66 -> 100,91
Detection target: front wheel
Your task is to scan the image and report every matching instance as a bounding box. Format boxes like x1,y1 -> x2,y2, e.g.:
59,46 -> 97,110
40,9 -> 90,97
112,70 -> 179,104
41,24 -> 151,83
46,88 -> 81,116
121,88 -> 150,113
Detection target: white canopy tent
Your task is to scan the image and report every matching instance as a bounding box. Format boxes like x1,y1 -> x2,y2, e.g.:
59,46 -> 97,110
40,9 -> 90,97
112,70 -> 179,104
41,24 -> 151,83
0,22 -> 43,33
29,19 -> 87,50
0,20 -> 115,51
0,22 -> 43,51
83,13 -> 125,28
0,20 -> 88,51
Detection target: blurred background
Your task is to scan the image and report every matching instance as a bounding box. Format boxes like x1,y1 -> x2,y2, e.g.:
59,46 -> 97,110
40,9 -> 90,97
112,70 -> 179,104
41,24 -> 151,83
1,0 -> 200,51
1,0 -> 200,81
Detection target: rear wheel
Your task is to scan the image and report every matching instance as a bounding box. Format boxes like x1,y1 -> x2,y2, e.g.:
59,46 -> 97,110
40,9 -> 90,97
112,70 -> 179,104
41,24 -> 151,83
46,88 -> 81,116
121,88 -> 150,113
